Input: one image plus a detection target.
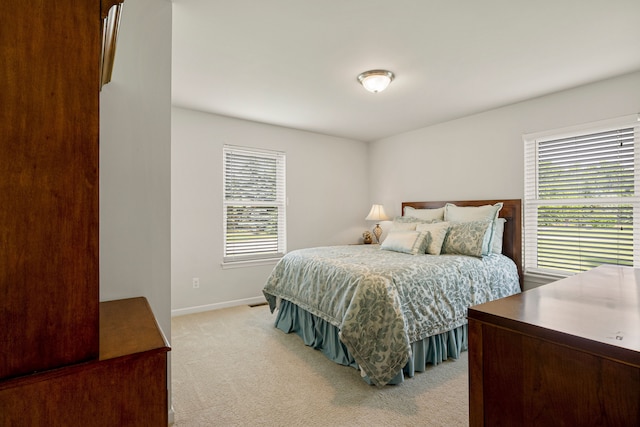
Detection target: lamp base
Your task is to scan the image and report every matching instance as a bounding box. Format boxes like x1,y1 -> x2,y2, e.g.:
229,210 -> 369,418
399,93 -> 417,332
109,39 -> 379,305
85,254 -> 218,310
373,224 -> 383,244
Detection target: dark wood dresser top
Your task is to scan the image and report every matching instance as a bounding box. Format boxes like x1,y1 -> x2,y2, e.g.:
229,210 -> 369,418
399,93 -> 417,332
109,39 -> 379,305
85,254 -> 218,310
468,264 -> 640,366
99,297 -> 170,361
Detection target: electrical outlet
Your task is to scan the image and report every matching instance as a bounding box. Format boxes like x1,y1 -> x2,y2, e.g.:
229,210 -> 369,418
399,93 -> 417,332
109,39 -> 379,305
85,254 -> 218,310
192,277 -> 200,289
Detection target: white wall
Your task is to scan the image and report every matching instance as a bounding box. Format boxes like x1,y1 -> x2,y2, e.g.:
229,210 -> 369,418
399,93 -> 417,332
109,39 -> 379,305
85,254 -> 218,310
99,0 -> 172,351
100,0 -> 172,418
369,71 -> 640,288
171,108 -> 369,313
370,71 -> 640,208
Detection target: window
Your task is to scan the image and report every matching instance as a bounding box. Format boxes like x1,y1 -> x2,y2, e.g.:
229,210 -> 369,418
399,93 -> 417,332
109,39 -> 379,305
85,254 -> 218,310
524,114 -> 640,276
223,145 -> 286,264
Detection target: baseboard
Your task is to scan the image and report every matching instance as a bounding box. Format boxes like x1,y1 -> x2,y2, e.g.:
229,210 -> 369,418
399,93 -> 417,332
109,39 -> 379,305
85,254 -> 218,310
171,296 -> 267,317
168,406 -> 175,425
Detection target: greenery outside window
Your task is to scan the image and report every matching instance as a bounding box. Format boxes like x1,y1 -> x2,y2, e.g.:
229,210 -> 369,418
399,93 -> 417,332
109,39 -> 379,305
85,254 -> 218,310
524,114 -> 640,276
223,145 -> 286,264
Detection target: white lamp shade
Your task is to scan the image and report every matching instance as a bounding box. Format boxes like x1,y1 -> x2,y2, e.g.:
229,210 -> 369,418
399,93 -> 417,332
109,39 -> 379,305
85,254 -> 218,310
362,75 -> 390,92
365,204 -> 390,221
357,70 -> 394,93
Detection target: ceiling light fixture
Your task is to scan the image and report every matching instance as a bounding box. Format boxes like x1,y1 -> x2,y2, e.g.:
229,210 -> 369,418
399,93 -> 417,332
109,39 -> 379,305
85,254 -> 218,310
357,69 -> 395,93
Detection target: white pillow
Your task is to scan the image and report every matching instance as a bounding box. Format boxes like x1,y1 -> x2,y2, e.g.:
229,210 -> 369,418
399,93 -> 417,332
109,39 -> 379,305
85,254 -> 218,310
491,218 -> 506,254
444,203 -> 503,222
416,222 -> 450,255
380,230 -> 429,255
403,206 -> 445,221
390,222 -> 418,231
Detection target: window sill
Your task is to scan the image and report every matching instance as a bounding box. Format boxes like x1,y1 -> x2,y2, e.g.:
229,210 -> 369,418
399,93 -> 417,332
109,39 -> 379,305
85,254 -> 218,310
221,258 -> 281,269
523,270 -> 571,290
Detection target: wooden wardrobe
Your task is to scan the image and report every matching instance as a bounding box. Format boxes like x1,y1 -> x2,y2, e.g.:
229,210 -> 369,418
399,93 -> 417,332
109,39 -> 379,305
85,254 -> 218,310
0,1 -> 169,425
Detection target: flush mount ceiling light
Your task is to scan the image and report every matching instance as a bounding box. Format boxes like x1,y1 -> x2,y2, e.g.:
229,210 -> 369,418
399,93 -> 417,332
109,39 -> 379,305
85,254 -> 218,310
357,69 -> 395,93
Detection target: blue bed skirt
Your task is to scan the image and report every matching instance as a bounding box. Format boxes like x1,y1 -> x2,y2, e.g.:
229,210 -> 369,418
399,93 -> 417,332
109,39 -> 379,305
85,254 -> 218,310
274,299 -> 468,385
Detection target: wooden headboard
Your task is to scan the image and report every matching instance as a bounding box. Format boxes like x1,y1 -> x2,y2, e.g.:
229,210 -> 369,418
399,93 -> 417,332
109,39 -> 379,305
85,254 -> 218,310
401,199 -> 522,287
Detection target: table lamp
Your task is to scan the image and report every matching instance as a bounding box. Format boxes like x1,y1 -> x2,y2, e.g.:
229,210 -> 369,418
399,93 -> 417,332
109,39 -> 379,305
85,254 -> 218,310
365,204 -> 390,243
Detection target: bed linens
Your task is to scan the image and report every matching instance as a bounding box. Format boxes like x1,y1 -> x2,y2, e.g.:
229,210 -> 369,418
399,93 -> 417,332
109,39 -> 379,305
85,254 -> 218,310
262,244 -> 520,386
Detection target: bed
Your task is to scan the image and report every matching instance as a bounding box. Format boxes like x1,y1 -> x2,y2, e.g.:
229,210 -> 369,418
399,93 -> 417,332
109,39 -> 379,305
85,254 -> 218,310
263,199 -> 522,386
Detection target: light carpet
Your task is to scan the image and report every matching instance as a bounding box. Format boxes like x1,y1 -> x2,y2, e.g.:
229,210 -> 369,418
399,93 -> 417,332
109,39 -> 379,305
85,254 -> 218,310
171,304 -> 469,427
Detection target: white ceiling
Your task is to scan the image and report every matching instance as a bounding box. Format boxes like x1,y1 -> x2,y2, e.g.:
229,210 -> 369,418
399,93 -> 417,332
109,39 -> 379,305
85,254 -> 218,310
171,0 -> 640,142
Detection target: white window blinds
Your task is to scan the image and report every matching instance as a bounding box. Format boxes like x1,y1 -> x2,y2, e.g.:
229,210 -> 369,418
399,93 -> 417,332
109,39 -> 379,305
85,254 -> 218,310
524,115 -> 640,276
223,145 -> 286,263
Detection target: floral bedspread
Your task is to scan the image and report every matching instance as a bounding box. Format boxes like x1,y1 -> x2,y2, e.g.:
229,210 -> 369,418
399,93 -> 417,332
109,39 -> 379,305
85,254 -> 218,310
262,245 -> 520,386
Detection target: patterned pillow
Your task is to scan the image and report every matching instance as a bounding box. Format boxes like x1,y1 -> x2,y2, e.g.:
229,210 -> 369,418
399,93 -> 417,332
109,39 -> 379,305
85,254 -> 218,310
380,230 -> 430,255
390,221 -> 418,231
416,221 -> 450,255
392,215 -> 438,224
444,203 -> 503,252
441,221 -> 492,257
390,216 -> 438,232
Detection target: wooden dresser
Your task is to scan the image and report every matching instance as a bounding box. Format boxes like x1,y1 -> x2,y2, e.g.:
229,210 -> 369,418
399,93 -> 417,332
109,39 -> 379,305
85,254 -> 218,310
468,265 -> 640,426
0,298 -> 169,426
0,1 -> 170,424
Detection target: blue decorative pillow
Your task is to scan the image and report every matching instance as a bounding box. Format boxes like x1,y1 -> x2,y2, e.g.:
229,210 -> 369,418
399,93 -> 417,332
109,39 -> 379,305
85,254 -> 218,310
441,221 -> 492,257
392,215 -> 438,224
444,203 -> 503,253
